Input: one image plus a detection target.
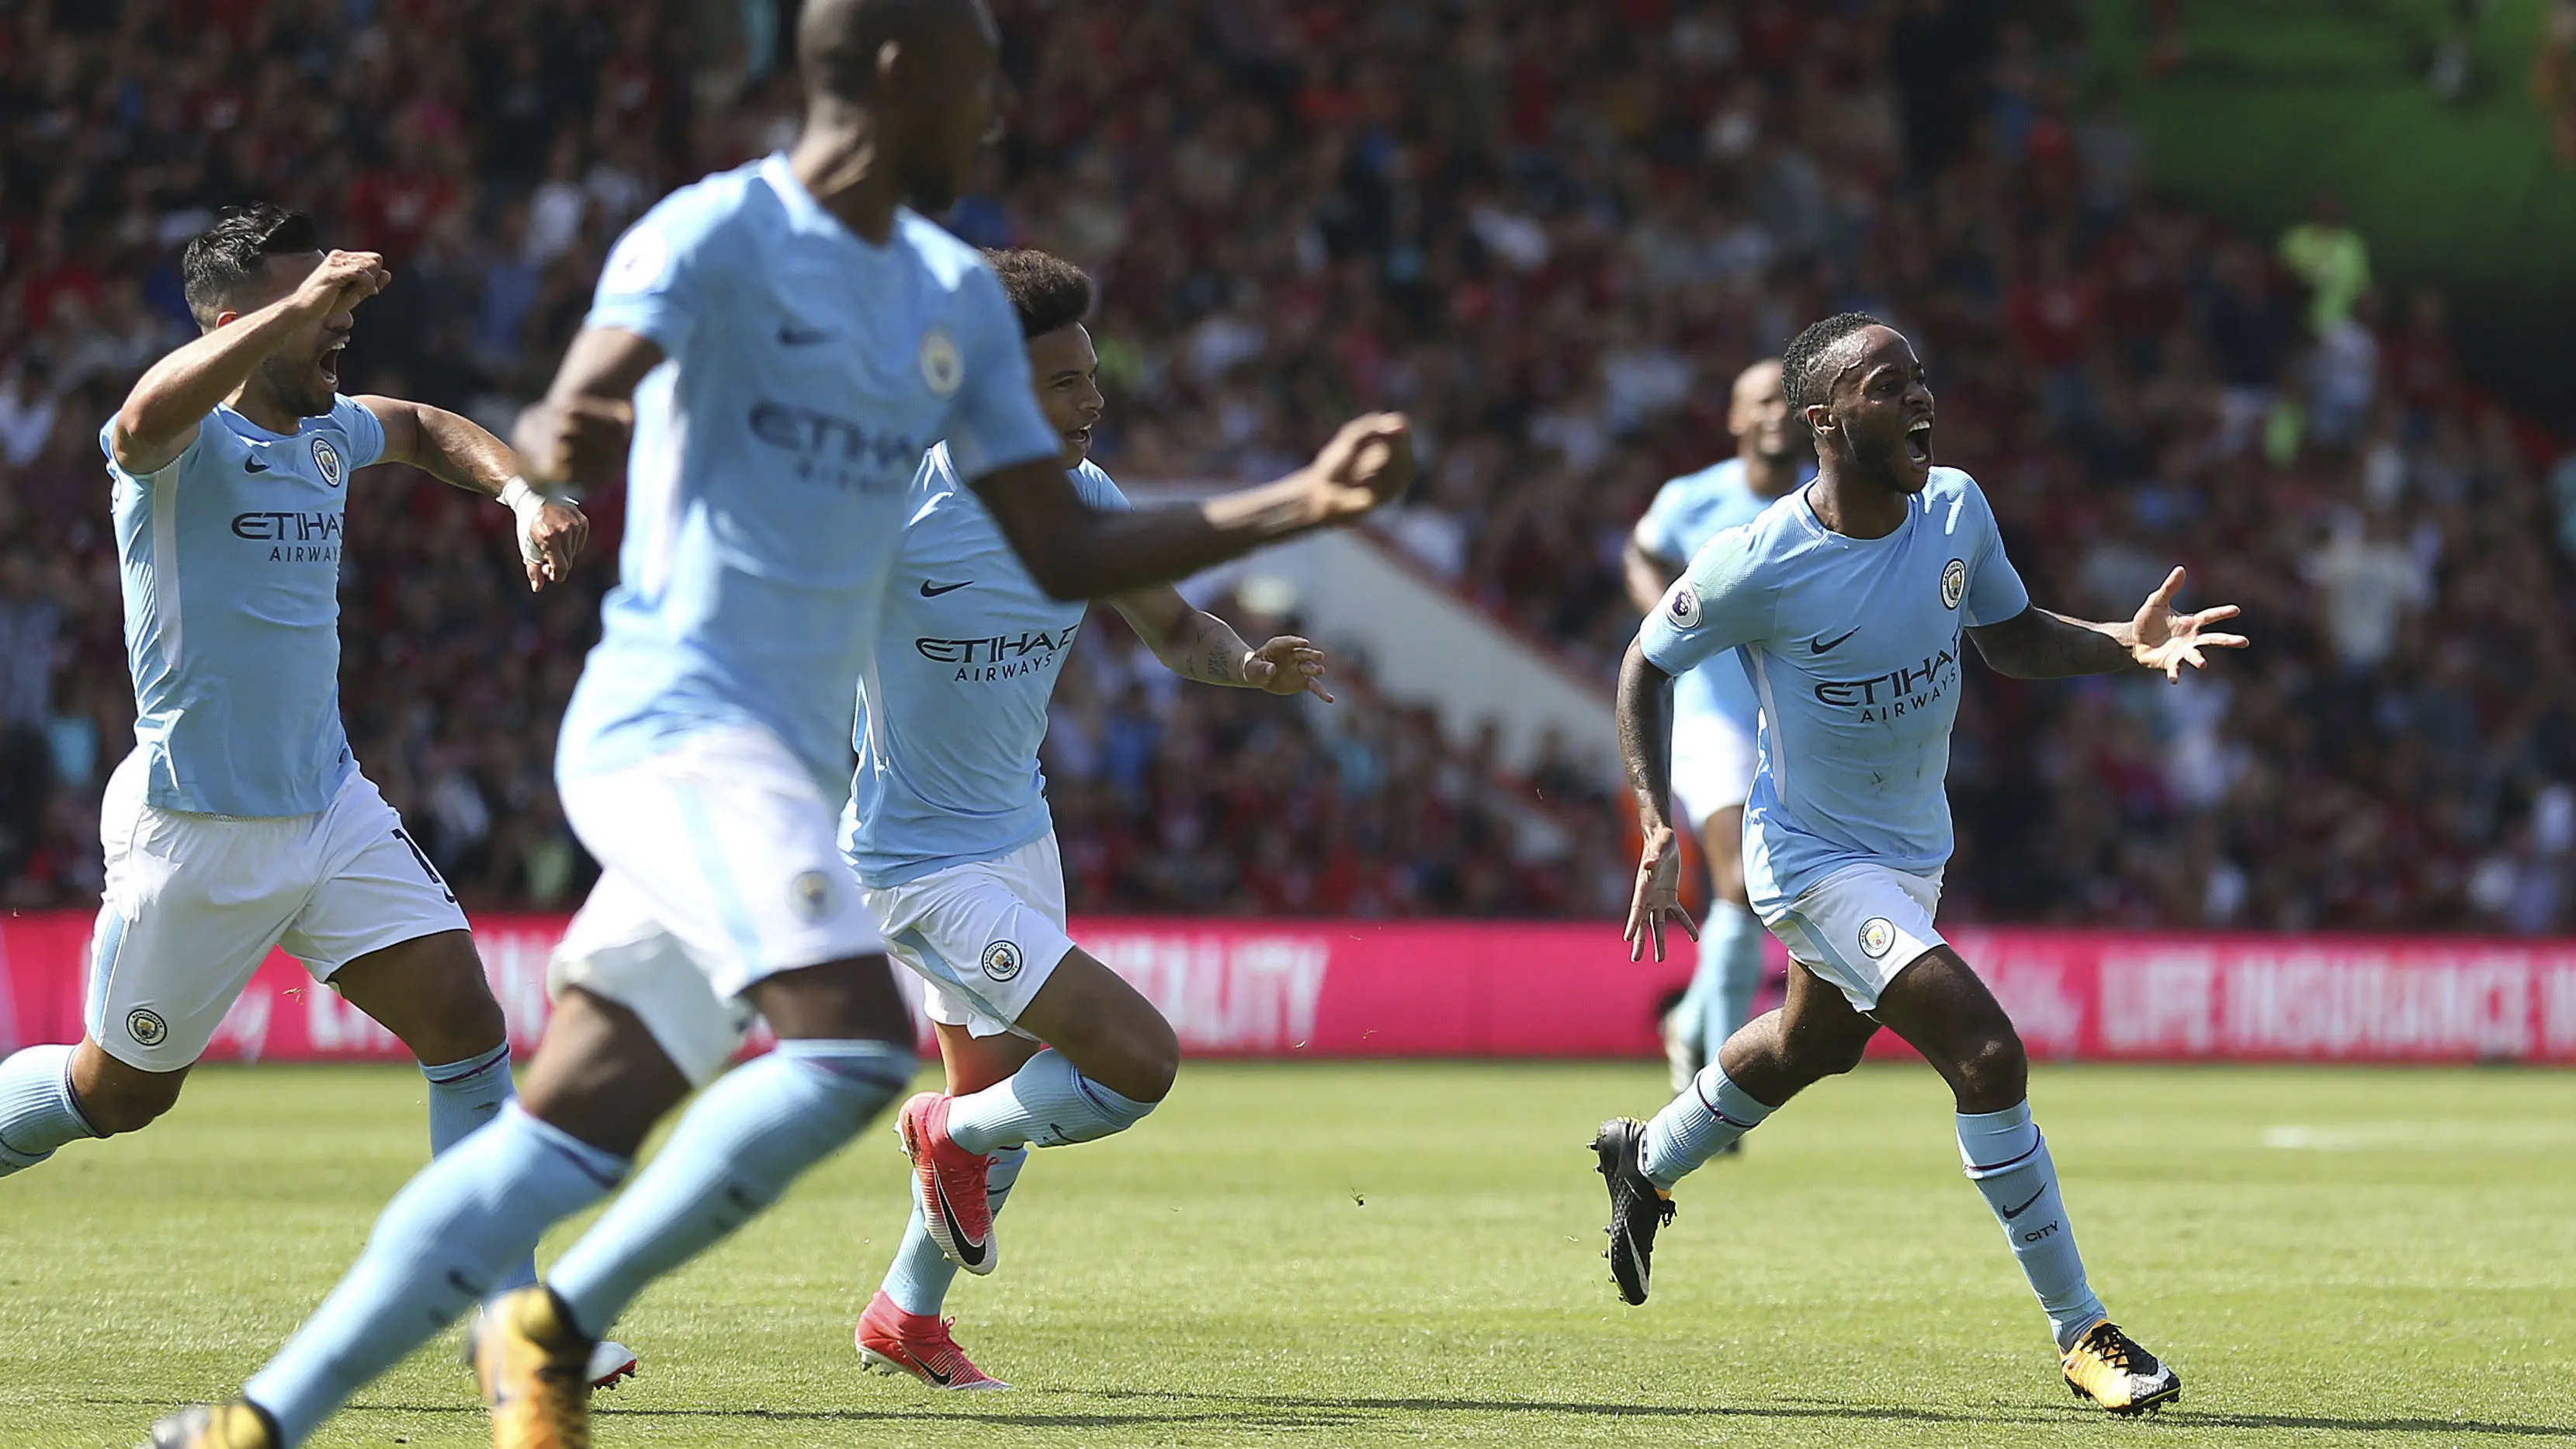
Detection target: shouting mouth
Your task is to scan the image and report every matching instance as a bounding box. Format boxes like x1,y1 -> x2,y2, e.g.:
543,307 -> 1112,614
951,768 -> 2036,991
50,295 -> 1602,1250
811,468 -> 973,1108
319,341 -> 346,391
1905,417 -> 1933,466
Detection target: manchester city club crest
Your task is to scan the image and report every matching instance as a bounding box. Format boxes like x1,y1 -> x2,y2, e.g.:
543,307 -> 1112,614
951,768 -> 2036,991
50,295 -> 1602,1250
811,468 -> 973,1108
1940,557 -> 1965,609
311,435 -> 345,487
1858,917 -> 1897,959
919,326 -> 963,397
127,1008 -> 168,1048
981,939 -> 1023,982
1667,581 -> 1701,629
789,869 -> 834,922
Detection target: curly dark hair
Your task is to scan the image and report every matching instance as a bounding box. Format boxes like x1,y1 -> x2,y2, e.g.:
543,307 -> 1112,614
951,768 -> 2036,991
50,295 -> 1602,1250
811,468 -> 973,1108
1780,310 -> 1889,414
180,203 -> 321,328
981,248 -> 1094,340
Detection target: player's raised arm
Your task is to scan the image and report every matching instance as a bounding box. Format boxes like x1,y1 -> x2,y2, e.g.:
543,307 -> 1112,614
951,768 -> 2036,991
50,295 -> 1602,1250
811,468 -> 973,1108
1968,567 -> 2247,684
111,247 -> 389,476
362,396 -> 590,591
970,413 -> 1414,601
1109,586 -> 1335,701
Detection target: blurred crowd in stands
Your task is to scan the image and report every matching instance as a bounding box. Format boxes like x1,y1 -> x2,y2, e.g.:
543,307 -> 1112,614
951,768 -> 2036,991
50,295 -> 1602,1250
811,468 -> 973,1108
1,0 -> 2571,932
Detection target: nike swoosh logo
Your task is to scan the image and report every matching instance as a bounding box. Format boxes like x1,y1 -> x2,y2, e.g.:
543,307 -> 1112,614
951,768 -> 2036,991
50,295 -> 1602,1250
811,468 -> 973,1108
244,458 -> 272,473
919,580 -> 973,597
907,1349 -> 957,1387
932,1177 -> 990,1266
1810,627 -> 1860,654
778,324 -> 832,345
1999,1187 -> 2047,1220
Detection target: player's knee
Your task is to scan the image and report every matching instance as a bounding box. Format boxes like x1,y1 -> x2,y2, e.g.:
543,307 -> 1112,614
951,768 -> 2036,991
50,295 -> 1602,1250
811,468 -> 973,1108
1952,1028 -> 2028,1106
1100,1013 -> 1179,1104
71,1076 -> 182,1135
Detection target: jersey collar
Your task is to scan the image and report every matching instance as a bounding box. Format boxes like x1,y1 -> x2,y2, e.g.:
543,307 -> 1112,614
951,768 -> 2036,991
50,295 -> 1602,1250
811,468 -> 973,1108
759,152 -> 904,257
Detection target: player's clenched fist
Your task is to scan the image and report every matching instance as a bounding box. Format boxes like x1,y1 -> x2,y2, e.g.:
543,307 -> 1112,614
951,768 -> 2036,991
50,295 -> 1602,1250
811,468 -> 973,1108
1301,412 -> 1416,522
512,396 -> 636,487
292,249 -> 390,317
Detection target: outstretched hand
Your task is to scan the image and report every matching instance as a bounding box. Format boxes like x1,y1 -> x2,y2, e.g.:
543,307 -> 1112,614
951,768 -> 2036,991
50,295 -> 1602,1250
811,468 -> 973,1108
1624,826 -> 1700,963
2129,566 -> 2247,683
1304,412 -> 1416,522
1242,635 -> 1335,702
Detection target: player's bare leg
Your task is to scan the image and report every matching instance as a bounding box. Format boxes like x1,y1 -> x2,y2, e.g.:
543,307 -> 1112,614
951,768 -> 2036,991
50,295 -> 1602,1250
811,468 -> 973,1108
862,1024 -> 1038,1389
480,957 -> 917,1447
1866,950 -> 2179,1413
898,949 -> 1175,1274
1597,961 -> 1871,1302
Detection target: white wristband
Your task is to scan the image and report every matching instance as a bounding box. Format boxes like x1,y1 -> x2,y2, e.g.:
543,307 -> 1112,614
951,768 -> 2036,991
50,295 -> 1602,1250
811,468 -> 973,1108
497,476 -> 550,563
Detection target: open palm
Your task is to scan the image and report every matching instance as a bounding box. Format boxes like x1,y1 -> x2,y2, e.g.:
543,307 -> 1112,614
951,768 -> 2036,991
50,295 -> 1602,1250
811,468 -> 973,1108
2129,566 -> 2248,682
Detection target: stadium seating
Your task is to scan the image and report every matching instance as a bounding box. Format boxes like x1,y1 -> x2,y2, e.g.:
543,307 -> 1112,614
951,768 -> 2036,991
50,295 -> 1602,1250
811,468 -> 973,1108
0,0 -> 2568,930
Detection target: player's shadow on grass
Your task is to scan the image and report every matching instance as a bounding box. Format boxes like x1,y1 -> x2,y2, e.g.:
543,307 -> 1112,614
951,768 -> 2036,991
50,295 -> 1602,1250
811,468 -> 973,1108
1089,1388 -> 2576,1438
80,1393 -> 2576,1439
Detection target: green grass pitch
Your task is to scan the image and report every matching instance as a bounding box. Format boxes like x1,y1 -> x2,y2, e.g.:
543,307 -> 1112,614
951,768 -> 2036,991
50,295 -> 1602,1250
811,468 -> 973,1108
2,1061 -> 2571,1447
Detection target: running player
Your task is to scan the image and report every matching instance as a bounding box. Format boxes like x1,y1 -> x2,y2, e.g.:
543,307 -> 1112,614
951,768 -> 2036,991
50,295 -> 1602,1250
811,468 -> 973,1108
851,248 -> 1333,1390
147,2 -> 1410,1444
1593,313 -> 2244,1414
1622,359 -> 1808,1096
0,202 -> 636,1384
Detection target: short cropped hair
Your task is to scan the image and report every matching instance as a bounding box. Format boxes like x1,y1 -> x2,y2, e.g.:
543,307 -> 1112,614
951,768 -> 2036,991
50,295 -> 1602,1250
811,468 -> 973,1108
981,248 -> 1094,340
1780,311 -> 1889,412
181,204 -> 321,328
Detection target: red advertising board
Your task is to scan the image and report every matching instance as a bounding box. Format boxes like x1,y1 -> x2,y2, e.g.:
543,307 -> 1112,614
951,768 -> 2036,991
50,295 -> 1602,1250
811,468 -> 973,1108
1,910 -> 2570,1064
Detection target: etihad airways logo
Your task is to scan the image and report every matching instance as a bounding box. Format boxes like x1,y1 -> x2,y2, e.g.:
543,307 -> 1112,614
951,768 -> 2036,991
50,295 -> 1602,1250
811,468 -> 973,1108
231,510 -> 344,563
1812,642 -> 1961,723
917,625 -> 1080,682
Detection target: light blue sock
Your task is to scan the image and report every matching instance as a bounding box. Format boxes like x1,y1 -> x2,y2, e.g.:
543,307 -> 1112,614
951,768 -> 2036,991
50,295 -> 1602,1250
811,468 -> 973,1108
549,1038 -> 914,1340
421,1043 -> 536,1290
0,1044 -> 99,1176
882,1146 -> 1027,1316
1957,1101 -> 2108,1350
1701,903 -> 1766,1054
1639,1062 -> 1775,1190
944,1049 -> 1157,1153
244,1104 -> 627,1446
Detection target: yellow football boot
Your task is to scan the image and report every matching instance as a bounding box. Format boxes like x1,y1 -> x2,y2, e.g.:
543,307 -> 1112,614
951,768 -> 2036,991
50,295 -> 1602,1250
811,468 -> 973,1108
469,1286 -> 595,1449
2062,1321 -> 2182,1415
141,1402 -> 276,1449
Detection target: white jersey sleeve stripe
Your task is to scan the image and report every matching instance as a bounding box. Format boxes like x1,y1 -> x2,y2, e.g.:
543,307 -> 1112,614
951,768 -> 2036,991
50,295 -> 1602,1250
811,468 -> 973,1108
148,469 -> 182,672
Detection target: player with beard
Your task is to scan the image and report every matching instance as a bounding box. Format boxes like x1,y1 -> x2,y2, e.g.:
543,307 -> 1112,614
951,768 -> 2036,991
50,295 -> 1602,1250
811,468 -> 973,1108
849,248 -> 1333,1389
0,201 -> 633,1381
1592,313 -> 2244,1414
147,1 -> 1410,1444
1621,359 -> 1810,1099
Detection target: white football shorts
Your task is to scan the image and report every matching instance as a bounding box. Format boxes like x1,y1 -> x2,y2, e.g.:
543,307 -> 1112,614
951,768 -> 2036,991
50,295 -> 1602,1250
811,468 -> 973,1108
1760,862 -> 1947,1014
88,747 -> 470,1071
1669,712 -> 1757,831
862,832 -> 1077,1041
551,724 -> 886,1084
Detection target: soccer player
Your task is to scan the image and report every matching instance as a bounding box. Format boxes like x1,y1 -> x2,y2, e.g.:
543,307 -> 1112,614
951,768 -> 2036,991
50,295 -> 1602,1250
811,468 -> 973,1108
1593,313 -> 2244,1415
1621,359 -> 1808,1097
147,1 -> 1411,1444
0,203 -> 636,1381
850,248 -> 1333,1389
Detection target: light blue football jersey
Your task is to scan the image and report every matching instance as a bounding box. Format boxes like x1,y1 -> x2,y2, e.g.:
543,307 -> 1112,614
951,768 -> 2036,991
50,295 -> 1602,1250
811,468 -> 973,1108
557,154 -> 1063,794
840,445 -> 1129,887
1638,467 -> 2031,911
1633,456 -> 1811,735
102,398 -> 383,816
